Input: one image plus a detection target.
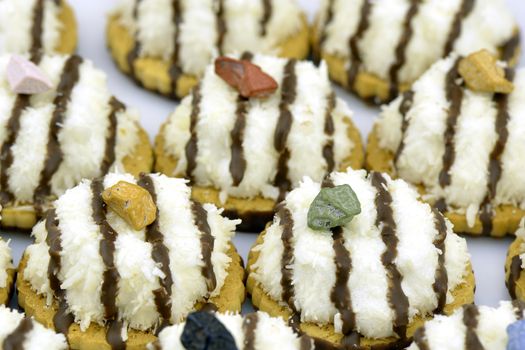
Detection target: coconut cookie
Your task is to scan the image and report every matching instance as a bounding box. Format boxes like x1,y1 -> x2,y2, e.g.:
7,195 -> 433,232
18,172 -> 245,350
107,0 -> 309,99
0,237 -> 13,305
246,168 -> 474,348
149,311 -> 324,349
0,0 -> 77,58
0,305 -> 68,349
367,52 -> 525,237
155,54 -> 364,231
312,0 -> 520,103
506,220 -> 525,301
407,301 -> 525,350
0,54 -> 153,230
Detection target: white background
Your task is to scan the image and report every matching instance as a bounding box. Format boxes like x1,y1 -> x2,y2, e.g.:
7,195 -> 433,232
3,0 -> 525,312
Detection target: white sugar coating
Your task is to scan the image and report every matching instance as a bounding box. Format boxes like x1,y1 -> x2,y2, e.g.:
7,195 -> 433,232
0,305 -> 67,350
162,54 -> 355,201
0,54 -> 141,203
0,238 -> 12,289
114,0 -> 303,77
406,301 -> 522,350
251,168 -> 469,339
316,0 -> 516,84
375,56 -> 525,224
23,172 -> 239,333
152,311 -> 306,350
0,0 -> 63,55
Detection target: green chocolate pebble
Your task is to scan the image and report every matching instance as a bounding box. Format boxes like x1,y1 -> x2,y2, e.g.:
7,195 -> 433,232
307,184 -> 361,230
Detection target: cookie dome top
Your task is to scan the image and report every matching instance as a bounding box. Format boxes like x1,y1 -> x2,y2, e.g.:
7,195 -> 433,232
250,168 -> 470,340
113,0 -> 305,77
375,55 -> 525,231
0,54 -> 142,208
151,311 -> 313,350
159,54 -> 357,201
407,301 -> 525,350
0,0 -> 69,58
0,305 -> 67,350
23,173 -> 239,343
315,0 -> 518,87
0,237 -> 11,289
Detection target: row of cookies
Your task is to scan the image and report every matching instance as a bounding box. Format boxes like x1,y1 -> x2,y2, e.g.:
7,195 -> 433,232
1,167 -> 525,348
1,47 -> 524,239
0,0 -> 520,101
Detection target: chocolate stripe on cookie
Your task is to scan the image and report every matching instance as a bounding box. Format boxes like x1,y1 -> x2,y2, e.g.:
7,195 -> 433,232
192,201 -> 217,292
435,57 -> 464,212
371,171 -> 409,339
229,52 -> 253,186
413,326 -> 430,350
216,0 -> 226,55
0,3 -> 49,205
508,255 -> 523,300
432,208 -> 448,313
3,317 -> 33,350
322,177 -> 358,344
393,90 -> 414,165
242,313 -> 259,350
479,68 -> 515,236
462,304 -> 484,350
502,31 -> 521,63
322,92 -> 337,174
91,179 -> 125,350
45,209 -> 74,336
273,59 -> 297,201
126,0 -> 143,77
260,0 -> 272,37
278,204 -> 297,313
442,0 -> 475,57
100,97 -> 125,175
33,55 -> 83,213
137,174 -> 173,323
169,0 -> 183,96
185,84 -> 202,181
346,0 -> 373,91
387,0 -> 420,100
29,0 -> 46,63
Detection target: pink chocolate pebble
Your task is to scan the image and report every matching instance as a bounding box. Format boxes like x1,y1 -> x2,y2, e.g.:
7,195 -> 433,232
6,55 -> 53,94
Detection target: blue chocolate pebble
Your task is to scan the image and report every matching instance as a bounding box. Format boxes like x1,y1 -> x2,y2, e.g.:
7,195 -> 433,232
507,319 -> 525,350
180,311 -> 238,350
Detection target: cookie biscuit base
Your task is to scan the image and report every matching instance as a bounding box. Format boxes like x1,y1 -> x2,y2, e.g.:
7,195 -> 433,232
0,268 -> 15,305
154,117 -> 365,232
366,125 -> 525,237
246,229 -> 475,349
18,244 -> 245,350
506,238 -> 525,301
106,13 -> 310,99
311,22 -> 521,103
0,125 -> 154,231
55,1 -> 78,54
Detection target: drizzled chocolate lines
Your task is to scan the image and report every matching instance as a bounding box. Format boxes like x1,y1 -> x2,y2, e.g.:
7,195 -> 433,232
191,201 -> 217,292
185,85 -> 202,182
412,326 -> 430,350
126,0 -> 143,77
431,208 -> 448,313
278,203 -> 298,324
435,58 -> 464,213
273,59 -> 297,201
100,97 -> 125,175
0,0 -> 50,205
216,0 -> 226,55
318,0 -> 335,51
168,0 -> 183,96
322,92 -> 337,174
33,55 -> 83,213
388,1 -> 420,100
45,209 -> 75,337
260,0 -> 272,37
393,90 -> 415,165
242,313 -> 259,350
442,0 -> 475,57
501,31 -> 521,63
91,179 -> 125,350
3,318 -> 34,350
479,68 -> 515,236
346,0 -> 372,92
370,171 -> 409,339
137,174 -> 173,324
229,52 -> 253,186
508,255 -> 522,300
462,304 -> 484,350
